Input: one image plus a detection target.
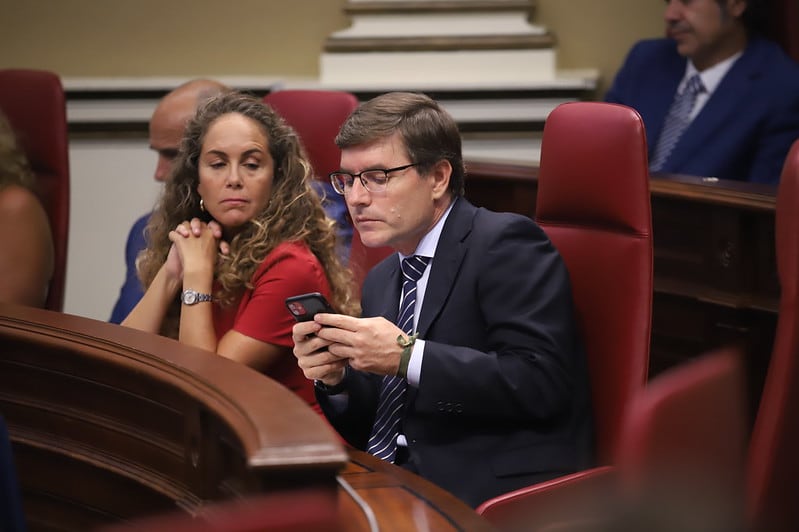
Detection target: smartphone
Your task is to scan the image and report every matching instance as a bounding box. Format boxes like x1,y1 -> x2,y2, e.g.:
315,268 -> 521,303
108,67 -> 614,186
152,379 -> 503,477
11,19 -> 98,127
285,292 -> 335,322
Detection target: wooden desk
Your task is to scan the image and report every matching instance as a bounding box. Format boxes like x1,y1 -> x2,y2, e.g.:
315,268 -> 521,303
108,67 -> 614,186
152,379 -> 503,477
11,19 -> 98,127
0,304 -> 490,531
465,161 -> 778,407
340,450 -> 493,532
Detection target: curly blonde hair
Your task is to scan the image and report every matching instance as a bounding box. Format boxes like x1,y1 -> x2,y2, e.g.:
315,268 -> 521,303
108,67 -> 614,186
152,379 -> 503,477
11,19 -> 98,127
138,91 -> 358,338
0,112 -> 35,190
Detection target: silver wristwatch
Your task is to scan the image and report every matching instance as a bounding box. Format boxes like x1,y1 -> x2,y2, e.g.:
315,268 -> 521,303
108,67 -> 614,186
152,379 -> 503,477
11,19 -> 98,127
181,289 -> 213,305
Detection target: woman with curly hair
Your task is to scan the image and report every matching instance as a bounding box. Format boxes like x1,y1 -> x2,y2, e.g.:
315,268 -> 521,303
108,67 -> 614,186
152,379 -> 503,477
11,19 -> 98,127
0,111 -> 53,308
122,91 -> 358,412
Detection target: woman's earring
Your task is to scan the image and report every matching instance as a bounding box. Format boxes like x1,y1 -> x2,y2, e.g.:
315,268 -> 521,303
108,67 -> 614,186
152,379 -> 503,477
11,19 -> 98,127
199,198 -> 205,212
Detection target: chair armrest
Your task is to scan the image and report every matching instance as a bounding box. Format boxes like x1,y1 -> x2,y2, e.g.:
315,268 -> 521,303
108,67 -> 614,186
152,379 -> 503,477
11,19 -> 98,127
477,466 -> 616,530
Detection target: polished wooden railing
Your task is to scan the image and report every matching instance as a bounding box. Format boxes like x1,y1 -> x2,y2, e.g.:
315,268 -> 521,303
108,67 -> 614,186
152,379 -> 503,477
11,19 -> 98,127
0,303 -> 490,531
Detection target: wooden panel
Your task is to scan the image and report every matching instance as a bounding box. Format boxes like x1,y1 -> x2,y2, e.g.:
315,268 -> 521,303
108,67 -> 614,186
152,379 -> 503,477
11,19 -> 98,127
0,303 -> 347,529
0,304 -> 491,531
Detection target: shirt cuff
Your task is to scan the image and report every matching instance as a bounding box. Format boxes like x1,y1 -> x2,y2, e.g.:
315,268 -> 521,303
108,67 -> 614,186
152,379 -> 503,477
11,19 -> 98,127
406,339 -> 424,387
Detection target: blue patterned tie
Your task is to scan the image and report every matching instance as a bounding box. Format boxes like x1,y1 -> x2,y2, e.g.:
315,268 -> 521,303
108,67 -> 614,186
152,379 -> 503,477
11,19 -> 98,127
367,255 -> 430,462
650,74 -> 705,172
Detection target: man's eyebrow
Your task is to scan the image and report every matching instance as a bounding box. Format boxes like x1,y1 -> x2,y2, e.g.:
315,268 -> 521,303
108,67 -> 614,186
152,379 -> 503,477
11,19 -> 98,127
337,165 -> 388,173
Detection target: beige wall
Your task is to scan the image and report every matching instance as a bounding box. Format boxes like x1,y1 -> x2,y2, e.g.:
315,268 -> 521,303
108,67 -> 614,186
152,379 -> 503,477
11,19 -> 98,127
0,0 -> 667,320
0,0 -> 351,78
537,0 -> 665,94
1,0 -> 664,94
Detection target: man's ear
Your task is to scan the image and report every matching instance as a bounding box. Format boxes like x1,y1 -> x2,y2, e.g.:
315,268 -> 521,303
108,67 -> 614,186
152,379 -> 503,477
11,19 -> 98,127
429,159 -> 452,200
728,0 -> 747,19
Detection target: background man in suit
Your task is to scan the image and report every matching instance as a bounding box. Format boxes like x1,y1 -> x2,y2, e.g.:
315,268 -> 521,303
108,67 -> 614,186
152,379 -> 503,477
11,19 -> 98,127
109,79 -> 228,324
605,0 -> 799,184
292,92 -> 593,508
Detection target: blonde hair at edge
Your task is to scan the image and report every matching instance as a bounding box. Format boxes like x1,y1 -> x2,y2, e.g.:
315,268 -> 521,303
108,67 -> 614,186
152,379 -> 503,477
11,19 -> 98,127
137,91 -> 359,338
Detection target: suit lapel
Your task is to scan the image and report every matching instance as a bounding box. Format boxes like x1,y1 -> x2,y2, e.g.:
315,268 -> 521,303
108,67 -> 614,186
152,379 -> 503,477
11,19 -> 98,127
376,261 -> 402,324
416,198 -> 474,337
668,39 -> 763,169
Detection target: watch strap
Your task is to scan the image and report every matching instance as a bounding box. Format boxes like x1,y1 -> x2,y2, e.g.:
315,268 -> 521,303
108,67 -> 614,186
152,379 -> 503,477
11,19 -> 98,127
181,289 -> 213,305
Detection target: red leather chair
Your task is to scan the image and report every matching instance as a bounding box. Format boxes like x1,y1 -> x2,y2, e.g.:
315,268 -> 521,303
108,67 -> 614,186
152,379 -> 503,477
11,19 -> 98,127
477,102 -> 653,525
746,139 -> 799,532
263,89 -> 358,181
479,347 -> 746,531
263,89 -> 394,292
264,89 -> 382,290
0,69 -> 70,312
585,347 -> 746,532
617,347 -> 746,521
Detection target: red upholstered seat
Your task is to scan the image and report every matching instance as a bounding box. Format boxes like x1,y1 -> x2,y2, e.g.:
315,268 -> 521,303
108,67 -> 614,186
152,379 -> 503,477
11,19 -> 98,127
263,89 -> 358,181
746,139 -> 799,532
478,347 -> 746,531
534,102 -> 653,464
263,89 -> 395,293
263,89 -> 389,293
477,101 -> 653,525
0,69 -> 70,312
617,347 -> 746,515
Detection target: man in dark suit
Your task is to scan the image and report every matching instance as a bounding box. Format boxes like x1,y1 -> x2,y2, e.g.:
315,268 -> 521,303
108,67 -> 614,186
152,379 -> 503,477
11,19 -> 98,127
292,92 -> 593,508
605,0 -> 799,184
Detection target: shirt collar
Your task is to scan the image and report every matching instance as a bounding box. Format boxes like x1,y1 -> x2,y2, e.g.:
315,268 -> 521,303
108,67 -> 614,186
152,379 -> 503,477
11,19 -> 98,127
685,51 -> 743,96
398,197 -> 457,262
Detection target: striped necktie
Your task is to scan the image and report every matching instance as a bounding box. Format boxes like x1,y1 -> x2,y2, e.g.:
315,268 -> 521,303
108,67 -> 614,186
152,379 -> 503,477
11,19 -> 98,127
367,255 -> 430,462
650,74 -> 705,172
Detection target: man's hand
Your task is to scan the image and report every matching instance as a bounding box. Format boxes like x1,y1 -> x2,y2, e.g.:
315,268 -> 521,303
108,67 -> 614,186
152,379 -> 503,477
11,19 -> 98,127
292,319 -> 348,385
312,314 -> 406,377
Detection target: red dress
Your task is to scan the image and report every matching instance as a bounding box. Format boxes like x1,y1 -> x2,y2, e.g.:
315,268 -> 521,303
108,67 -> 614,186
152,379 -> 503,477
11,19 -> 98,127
212,241 -> 330,414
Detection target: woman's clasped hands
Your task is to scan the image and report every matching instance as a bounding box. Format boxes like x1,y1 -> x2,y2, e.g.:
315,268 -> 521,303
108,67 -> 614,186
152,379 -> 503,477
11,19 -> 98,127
166,218 -> 230,280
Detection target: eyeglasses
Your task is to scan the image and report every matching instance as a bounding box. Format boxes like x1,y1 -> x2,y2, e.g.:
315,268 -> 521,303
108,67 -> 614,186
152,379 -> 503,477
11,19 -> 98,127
329,162 -> 420,195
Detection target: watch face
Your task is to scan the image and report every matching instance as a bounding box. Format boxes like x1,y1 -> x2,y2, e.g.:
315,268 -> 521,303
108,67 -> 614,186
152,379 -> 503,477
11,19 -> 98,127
182,290 -> 212,305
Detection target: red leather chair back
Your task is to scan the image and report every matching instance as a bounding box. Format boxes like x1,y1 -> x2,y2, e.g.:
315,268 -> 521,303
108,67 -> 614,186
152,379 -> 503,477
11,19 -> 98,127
619,347 -> 746,496
0,69 -> 69,312
263,90 -> 391,294
615,347 -> 746,529
535,101 -> 652,464
746,139 -> 799,532
263,89 -> 359,180
476,347 -> 744,530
